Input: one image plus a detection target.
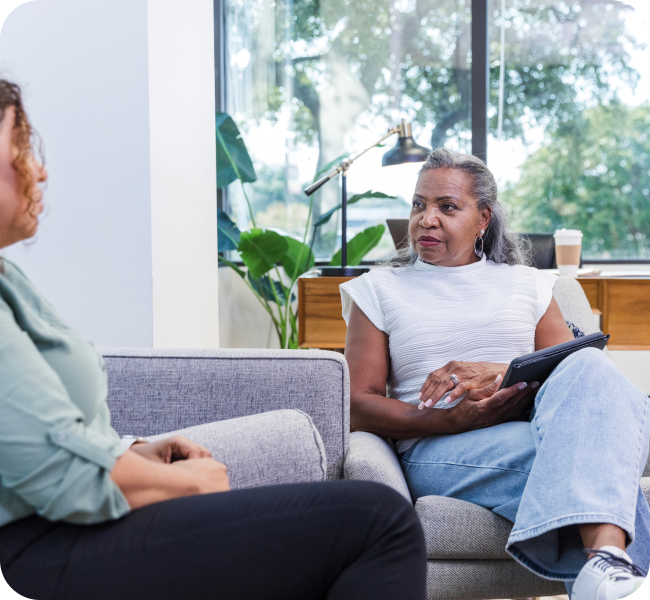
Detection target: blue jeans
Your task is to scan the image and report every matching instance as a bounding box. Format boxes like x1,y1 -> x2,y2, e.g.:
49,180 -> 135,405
400,348 -> 650,582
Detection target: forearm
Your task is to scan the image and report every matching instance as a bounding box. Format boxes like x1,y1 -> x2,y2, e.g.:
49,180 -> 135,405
351,392 -> 455,438
110,450 -> 199,510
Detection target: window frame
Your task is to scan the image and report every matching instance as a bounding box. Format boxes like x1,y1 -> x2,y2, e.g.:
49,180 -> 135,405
214,0 -> 650,264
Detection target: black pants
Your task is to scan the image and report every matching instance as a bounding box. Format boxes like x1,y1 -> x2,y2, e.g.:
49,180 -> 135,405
0,480 -> 426,600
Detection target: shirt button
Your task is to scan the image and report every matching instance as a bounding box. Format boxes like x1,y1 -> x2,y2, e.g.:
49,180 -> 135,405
55,431 -> 67,442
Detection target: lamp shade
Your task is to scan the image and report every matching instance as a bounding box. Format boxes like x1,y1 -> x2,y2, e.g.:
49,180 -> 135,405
382,135 -> 430,167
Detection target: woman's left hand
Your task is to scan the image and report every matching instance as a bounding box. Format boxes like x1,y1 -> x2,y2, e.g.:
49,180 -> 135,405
129,435 -> 212,464
417,361 -> 509,409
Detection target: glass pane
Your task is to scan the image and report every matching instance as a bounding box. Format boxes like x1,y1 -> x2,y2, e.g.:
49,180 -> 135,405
489,0 -> 650,259
225,0 -> 471,260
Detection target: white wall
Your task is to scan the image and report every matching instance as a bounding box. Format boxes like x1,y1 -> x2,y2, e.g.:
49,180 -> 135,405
0,0 -> 220,348
148,0 -> 219,348
0,0 -> 154,347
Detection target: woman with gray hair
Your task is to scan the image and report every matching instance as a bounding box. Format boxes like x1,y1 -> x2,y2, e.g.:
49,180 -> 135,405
341,149 -> 650,600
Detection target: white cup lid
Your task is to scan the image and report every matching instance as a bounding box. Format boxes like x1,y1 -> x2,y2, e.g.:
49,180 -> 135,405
553,228 -> 583,238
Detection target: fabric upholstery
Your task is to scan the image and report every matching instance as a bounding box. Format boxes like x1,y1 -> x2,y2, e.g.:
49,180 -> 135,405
425,559 -> 565,600
101,348 -> 349,479
147,409 -> 327,490
344,432 -> 411,500
553,276 -> 600,336
415,495 -> 512,559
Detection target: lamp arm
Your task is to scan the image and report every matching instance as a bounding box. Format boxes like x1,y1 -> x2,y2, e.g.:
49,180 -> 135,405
343,126 -> 401,170
303,126 -> 401,196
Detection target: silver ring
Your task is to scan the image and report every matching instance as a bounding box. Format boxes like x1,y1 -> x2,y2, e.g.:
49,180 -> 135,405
449,374 -> 459,388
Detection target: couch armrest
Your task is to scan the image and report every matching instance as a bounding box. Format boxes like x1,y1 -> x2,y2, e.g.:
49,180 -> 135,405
553,277 -> 600,336
147,409 -> 327,489
101,348 -> 349,479
344,431 -> 411,501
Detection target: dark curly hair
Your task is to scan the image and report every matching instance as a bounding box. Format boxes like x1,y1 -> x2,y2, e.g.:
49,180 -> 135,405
0,80 -> 43,272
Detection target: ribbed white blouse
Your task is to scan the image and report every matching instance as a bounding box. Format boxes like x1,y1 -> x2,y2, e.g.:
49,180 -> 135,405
340,256 -> 557,451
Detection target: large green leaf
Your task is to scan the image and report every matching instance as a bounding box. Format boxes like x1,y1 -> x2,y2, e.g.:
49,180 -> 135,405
280,237 -> 315,279
247,272 -> 290,305
330,224 -> 386,266
312,152 -> 349,182
239,228 -> 288,279
313,191 -> 397,228
216,113 -> 257,188
217,207 -> 241,252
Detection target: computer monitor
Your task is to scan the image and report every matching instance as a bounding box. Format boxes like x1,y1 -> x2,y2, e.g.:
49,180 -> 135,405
520,233 -> 556,269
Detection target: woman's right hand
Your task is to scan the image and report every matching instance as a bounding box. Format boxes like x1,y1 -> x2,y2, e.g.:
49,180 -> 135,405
442,375 -> 539,434
172,458 -> 231,494
111,451 -> 230,510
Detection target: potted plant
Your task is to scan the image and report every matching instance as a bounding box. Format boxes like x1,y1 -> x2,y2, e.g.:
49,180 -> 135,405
216,112 -> 394,349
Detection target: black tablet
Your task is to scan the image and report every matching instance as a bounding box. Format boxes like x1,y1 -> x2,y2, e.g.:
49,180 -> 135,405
499,332 -> 610,390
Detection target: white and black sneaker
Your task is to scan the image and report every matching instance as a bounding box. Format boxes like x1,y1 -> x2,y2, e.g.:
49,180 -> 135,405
571,546 -> 646,600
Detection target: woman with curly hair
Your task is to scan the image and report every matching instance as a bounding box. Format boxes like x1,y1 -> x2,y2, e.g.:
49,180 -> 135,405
0,80 -> 426,600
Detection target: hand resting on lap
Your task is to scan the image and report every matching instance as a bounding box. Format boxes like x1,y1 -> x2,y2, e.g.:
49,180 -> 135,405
417,360 -> 510,408
112,435 -> 230,510
441,374 -> 539,433
130,435 -> 213,463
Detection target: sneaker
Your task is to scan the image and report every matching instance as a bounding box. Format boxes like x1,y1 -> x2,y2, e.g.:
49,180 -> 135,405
572,546 -> 646,600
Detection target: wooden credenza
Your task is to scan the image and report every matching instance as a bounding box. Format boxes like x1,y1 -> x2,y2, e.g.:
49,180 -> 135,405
298,275 -> 650,350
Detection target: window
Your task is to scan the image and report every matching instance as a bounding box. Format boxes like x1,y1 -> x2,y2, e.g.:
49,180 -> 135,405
221,0 -> 650,261
224,0 -> 471,259
489,0 -> 650,260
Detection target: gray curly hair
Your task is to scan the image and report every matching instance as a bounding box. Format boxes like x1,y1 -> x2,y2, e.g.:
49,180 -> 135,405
384,148 -> 531,267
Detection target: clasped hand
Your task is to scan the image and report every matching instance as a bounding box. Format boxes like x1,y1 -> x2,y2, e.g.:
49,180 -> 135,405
417,361 -> 539,433
131,435 -> 230,493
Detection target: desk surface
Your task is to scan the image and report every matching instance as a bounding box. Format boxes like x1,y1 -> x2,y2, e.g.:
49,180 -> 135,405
298,274 -> 650,350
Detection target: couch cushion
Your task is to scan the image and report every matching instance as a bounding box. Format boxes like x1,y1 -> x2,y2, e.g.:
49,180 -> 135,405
415,495 -> 512,559
102,348 -> 349,479
147,409 -> 327,490
553,277 -> 600,336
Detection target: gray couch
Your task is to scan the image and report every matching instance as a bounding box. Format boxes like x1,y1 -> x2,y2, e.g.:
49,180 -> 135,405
101,277 -> 648,600
103,348 -> 350,484
344,276 -> 650,600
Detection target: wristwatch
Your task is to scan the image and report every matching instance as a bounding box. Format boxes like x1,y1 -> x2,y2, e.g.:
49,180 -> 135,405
120,435 -> 148,449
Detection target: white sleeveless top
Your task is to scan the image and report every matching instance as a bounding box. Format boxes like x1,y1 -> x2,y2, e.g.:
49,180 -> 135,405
340,256 -> 557,452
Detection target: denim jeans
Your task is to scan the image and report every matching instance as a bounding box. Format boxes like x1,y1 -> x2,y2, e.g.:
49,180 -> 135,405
400,347 -> 650,582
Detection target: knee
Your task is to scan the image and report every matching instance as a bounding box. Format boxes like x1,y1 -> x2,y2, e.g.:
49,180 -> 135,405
340,481 -> 424,544
562,346 -> 609,370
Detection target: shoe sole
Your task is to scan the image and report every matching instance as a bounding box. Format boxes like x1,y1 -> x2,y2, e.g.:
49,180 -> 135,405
621,580 -> 645,598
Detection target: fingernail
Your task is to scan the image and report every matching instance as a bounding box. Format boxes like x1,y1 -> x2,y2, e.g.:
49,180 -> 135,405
416,392 -> 422,400
518,382 -> 528,390
532,381 -> 540,389
425,399 -> 433,407
445,397 -> 453,403
418,402 -> 424,410
495,374 -> 502,383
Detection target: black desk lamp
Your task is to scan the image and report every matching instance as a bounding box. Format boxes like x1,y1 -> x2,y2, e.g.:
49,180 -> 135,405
304,119 -> 430,276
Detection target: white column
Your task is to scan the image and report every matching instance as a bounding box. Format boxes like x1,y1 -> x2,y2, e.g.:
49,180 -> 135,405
147,0 -> 219,348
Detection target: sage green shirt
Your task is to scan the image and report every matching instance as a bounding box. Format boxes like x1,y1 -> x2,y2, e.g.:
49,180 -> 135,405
0,259 -> 130,527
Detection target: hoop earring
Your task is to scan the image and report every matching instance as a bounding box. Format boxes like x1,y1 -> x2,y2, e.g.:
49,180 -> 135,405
474,235 -> 484,258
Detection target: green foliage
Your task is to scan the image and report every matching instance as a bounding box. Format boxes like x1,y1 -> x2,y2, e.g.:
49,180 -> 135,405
330,224 -> 387,266
217,208 -> 240,252
216,113 -> 257,188
502,102 -> 650,258
248,273 -> 291,305
270,0 -> 637,152
314,191 -> 397,228
280,237 -> 315,279
217,112 -> 391,348
238,229 -> 290,279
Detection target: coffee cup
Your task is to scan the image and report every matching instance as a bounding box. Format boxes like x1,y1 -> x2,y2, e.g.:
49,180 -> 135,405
553,229 -> 583,278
